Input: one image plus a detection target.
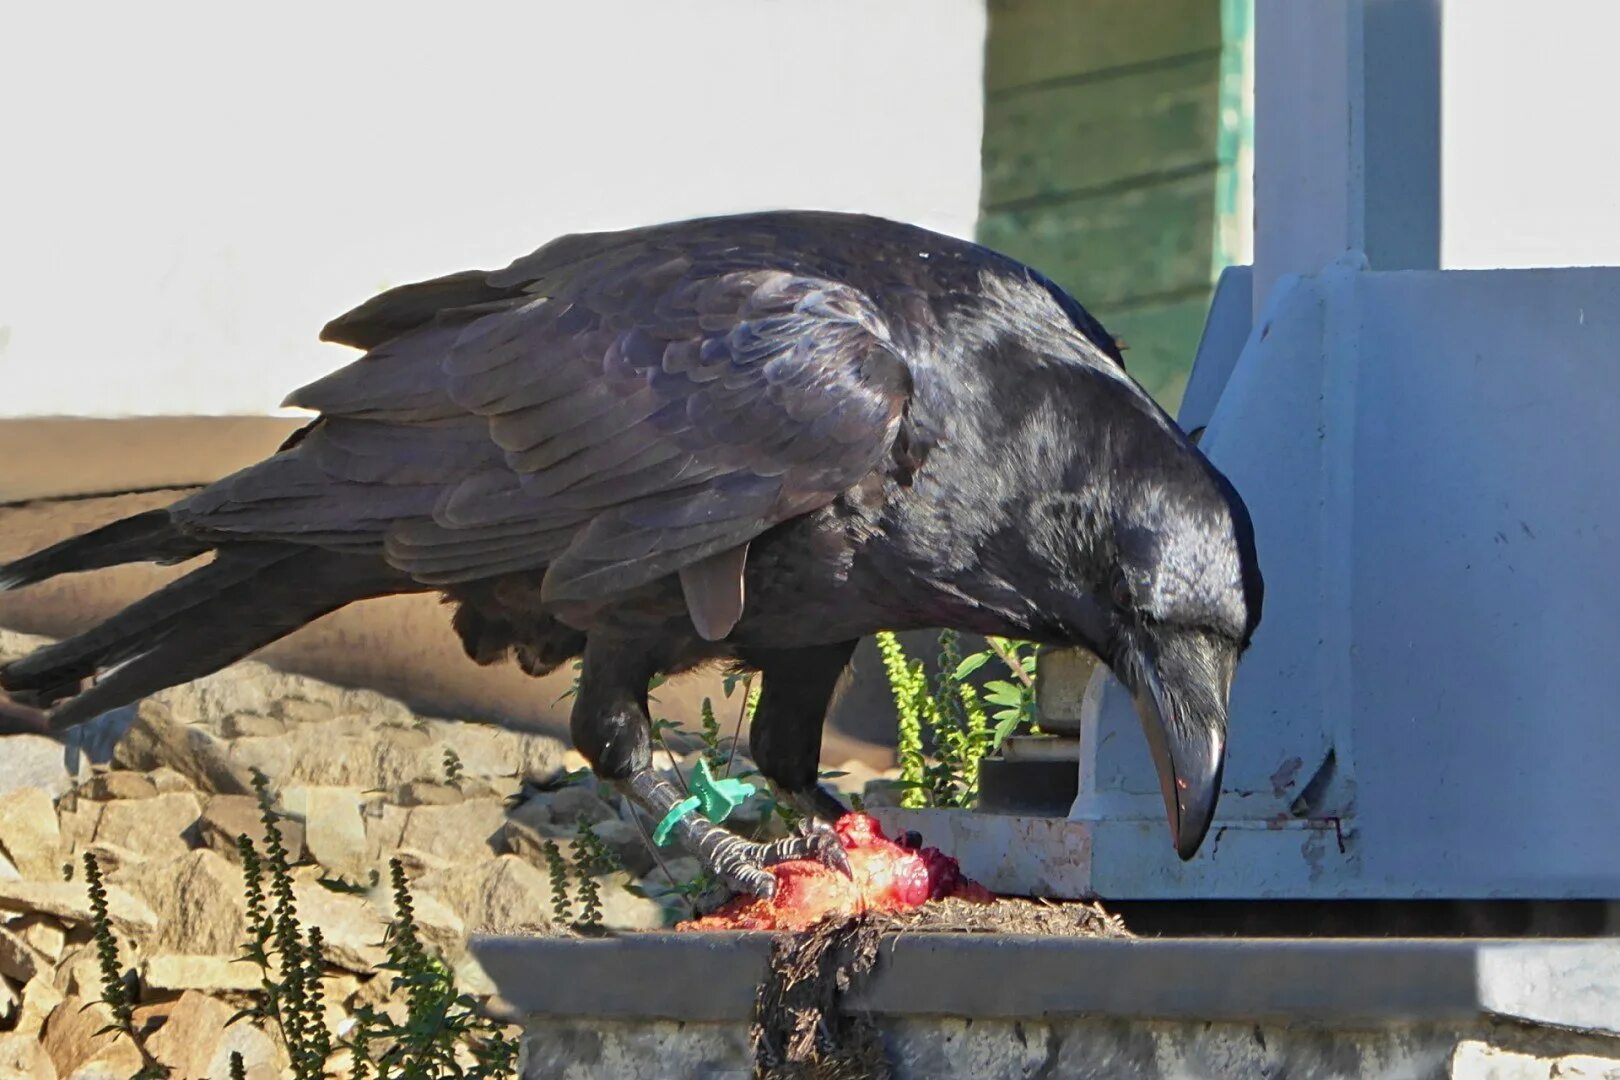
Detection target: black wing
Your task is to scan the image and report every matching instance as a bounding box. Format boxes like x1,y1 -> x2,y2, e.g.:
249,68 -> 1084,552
178,225 -> 913,623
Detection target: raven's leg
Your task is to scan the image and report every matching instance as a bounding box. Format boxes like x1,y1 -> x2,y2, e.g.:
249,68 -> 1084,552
745,641 -> 860,826
571,635 -> 843,899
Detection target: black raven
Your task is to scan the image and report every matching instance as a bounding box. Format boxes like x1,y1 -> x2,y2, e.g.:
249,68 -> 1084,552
0,211 -> 1262,894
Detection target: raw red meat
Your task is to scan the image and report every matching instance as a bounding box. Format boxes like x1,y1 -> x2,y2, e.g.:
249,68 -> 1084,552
680,813 -> 994,931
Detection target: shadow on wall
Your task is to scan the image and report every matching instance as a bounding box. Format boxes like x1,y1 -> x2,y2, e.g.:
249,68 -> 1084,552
0,427 -> 899,768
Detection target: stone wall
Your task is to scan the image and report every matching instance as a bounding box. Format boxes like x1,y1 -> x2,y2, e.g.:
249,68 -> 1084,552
517,1017 -> 1620,1080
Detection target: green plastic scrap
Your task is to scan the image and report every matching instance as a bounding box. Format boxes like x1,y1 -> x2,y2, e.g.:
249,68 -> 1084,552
652,758 -> 757,847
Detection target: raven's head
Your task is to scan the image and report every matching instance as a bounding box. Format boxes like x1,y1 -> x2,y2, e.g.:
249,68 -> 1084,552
1021,423 -> 1263,861
1101,462 -> 1261,860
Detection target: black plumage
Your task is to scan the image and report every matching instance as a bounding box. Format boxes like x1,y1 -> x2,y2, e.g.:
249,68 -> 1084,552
1,211 -> 1262,893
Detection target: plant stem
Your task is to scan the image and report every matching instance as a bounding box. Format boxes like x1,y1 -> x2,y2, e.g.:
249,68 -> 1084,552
986,637 -> 1036,689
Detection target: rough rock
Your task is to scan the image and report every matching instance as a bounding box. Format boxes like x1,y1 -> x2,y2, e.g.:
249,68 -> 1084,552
637,855 -> 704,899
15,970 -> 64,1035
87,791 -> 201,859
142,953 -> 264,993
0,732 -> 82,800
111,700 -> 255,795
369,885 -> 465,958
427,718 -> 565,781
1553,1055 -> 1620,1078
53,804 -> 96,856
0,926 -> 50,982
146,989 -> 285,1080
505,793 -> 554,832
195,794 -> 305,863
320,970 -> 364,1015
79,771 -> 159,801
291,881 -> 390,972
596,874 -> 667,930
501,819 -> 555,867
214,706 -> 555,792
398,780 -> 465,806
220,712 -> 288,739
270,698 -> 338,725
14,915 -> 68,963
588,817 -> 656,877
0,879 -> 155,934
146,766 -> 194,793
226,716 -> 428,789
158,658 -> 413,730
41,995 -> 144,1080
56,945 -> 107,999
416,856 -> 559,934
0,974 -> 18,1022
453,951 -> 497,998
0,787 -> 63,878
362,801 -> 411,855
0,1030 -> 55,1080
455,776 -> 511,800
1452,1041 -> 1550,1079
1448,1043 -> 1620,1080
396,800 -> 509,863
284,786 -> 369,876
543,785 -> 618,827
382,848 -> 455,882
77,841 -> 146,874
109,850 -> 246,955
417,854 -> 662,933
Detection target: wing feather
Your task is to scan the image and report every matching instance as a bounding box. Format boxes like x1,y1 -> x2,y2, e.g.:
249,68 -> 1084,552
182,216 -> 920,610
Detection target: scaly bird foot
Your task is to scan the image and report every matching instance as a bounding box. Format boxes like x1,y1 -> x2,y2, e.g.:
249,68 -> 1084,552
761,818 -> 853,878
621,770 -> 859,900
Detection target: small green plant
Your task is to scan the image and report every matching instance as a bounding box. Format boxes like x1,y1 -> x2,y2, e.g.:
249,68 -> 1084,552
572,822 -> 607,929
443,747 -> 465,785
542,840 -> 572,923
231,770 -> 329,1078
698,697 -> 726,771
875,631 -> 1040,808
981,636 -> 1041,749
84,852 -> 135,1034
345,859 -> 521,1078
877,631 -> 934,808
649,716 -> 692,793
84,851 -> 168,1078
231,769 -> 518,1078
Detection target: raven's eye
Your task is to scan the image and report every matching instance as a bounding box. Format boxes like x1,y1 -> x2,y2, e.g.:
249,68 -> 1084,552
1111,572 -> 1132,610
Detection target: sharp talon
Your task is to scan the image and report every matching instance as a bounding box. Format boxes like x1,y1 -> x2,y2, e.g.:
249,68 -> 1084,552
823,840 -> 854,879
807,829 -> 853,878
793,823 -> 853,878
737,861 -> 778,899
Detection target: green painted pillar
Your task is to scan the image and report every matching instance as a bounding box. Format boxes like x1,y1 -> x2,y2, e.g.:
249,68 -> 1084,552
979,0 -> 1253,411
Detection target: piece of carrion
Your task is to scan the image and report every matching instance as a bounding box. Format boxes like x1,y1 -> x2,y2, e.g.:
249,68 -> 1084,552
680,813 -> 994,931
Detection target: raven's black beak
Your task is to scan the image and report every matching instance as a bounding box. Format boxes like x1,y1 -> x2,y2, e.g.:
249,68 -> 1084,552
1126,630 -> 1232,861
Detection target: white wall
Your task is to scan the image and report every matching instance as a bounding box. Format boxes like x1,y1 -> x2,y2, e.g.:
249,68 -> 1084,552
0,1 -> 985,419
1443,0 -> 1620,269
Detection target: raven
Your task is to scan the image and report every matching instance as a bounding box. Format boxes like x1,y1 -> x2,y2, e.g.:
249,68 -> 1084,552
0,211 -> 1261,895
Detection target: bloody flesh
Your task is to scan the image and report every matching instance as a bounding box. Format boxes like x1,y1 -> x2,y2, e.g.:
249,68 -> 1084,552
680,813 -> 994,931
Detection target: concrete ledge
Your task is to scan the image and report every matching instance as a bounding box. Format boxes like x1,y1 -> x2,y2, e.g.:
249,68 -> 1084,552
472,932 -> 1620,1035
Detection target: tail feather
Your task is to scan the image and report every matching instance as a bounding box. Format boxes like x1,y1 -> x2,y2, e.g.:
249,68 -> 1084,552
1,547 -> 295,695
0,511 -> 208,592
0,546 -> 414,730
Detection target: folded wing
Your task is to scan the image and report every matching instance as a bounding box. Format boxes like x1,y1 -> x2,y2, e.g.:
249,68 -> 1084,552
175,227 -> 914,633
